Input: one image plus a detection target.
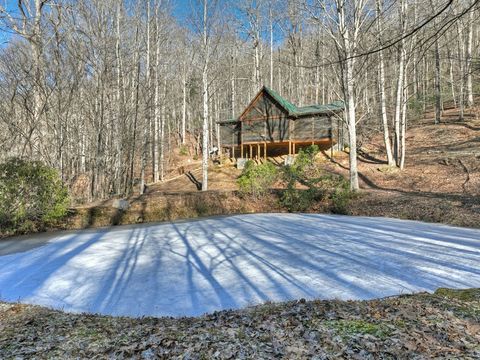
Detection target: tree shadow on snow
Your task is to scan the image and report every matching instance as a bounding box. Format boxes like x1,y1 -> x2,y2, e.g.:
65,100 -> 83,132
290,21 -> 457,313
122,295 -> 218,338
1,215 -> 480,317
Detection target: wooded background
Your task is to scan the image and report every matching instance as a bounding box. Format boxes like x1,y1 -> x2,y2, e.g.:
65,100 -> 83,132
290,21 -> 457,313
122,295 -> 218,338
0,0 -> 477,198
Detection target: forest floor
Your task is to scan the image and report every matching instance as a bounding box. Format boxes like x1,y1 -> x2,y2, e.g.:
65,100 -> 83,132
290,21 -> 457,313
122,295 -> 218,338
146,106 -> 480,194
0,107 -> 478,239
324,107 -> 480,227
62,106 -> 480,232
1,288 -> 479,358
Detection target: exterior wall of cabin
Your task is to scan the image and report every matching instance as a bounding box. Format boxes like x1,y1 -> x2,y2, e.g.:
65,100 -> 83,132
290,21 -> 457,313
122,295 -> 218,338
291,116 -> 332,141
219,123 -> 240,146
217,90 -> 344,156
242,115 -> 290,143
241,93 -> 290,143
218,116 -> 336,147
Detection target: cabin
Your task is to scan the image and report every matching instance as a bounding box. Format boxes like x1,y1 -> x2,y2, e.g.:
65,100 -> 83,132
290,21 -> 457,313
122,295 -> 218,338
217,86 -> 345,160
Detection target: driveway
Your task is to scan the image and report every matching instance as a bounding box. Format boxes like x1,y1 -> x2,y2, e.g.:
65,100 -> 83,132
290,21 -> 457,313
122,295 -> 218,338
1,214 -> 479,317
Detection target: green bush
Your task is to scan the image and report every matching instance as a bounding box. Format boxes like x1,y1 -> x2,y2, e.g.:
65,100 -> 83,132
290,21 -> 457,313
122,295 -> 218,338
280,185 -> 320,212
407,98 -> 425,119
280,146 -> 353,213
179,144 -> 188,156
237,161 -> 278,198
280,145 -> 322,212
280,145 -> 321,190
290,145 -> 320,178
0,158 -> 69,233
330,177 -> 355,214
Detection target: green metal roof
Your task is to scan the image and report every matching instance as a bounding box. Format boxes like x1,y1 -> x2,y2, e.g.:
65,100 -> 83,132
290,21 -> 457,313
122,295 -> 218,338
294,100 -> 345,117
264,86 -> 344,118
263,87 -> 298,114
217,87 -> 344,124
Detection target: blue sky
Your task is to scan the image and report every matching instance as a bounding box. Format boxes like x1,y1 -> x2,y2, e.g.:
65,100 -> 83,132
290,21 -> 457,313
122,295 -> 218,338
0,0 -> 220,47
0,0 -> 284,48
0,0 -> 16,47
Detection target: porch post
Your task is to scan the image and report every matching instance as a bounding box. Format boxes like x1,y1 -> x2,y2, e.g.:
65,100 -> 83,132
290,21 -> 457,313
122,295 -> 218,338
330,116 -> 334,160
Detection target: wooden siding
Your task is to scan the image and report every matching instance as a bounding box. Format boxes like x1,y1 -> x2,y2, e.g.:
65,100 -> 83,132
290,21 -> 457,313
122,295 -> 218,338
242,114 -> 290,143
220,115 -> 332,146
218,89 -> 342,153
241,92 -> 287,122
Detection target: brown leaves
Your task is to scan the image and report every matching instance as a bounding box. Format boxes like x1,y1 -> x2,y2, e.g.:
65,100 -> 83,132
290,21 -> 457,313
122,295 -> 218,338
1,289 -> 479,359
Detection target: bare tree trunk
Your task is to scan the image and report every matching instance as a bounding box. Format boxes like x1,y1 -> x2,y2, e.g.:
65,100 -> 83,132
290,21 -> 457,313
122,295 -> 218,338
269,5 -> 274,88
254,36 -> 261,90
31,0 -> 45,159
153,3 -> 160,183
345,62 -> 359,191
298,27 -> 305,106
130,60 -> 140,194
315,39 -> 320,104
231,49 -> 236,118
375,0 -> 394,166
202,66 -> 209,191
423,56 -> 428,113
394,51 -> 405,165
394,0 -> 407,166
140,1 -> 151,194
115,0 -> 124,194
215,95 -> 221,152
412,0 -> 419,99
431,0 -> 442,124
448,48 -> 457,107
322,31 -> 325,104
400,69 -> 408,170
160,79 -> 166,181
182,74 -> 187,144
364,68 -> 371,115
466,5 -> 474,106
201,0 -> 209,191
277,49 -> 282,92
457,19 -> 466,120
336,0 -> 361,191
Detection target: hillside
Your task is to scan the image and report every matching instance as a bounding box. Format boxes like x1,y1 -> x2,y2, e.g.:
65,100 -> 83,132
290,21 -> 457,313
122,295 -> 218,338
324,107 -> 480,226
147,107 -> 480,197
63,107 -> 479,230
1,110 -> 479,359
145,107 -> 480,197
1,107 -> 478,239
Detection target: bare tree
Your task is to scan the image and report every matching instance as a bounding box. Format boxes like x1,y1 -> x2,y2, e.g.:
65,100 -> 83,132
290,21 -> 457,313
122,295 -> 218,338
0,0 -> 477,200
375,0 -> 394,167
311,0 -> 370,191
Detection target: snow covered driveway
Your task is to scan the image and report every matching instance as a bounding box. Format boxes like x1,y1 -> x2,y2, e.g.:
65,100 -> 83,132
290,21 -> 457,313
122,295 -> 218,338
1,214 -> 480,317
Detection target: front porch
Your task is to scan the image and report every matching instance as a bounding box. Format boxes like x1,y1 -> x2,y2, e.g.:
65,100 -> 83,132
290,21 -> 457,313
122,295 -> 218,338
226,138 -> 336,161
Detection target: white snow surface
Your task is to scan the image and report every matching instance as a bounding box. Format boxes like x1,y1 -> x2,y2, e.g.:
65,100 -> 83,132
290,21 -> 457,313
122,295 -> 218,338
1,213 -> 480,318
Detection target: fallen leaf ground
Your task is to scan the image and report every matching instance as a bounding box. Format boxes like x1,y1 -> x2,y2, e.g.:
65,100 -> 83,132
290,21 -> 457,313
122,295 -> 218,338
1,288 -> 479,359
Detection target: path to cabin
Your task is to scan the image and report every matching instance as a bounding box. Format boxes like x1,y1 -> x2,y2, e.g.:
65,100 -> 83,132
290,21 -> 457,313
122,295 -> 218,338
1,214 -> 479,317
